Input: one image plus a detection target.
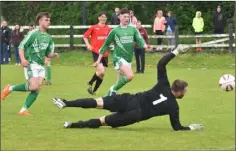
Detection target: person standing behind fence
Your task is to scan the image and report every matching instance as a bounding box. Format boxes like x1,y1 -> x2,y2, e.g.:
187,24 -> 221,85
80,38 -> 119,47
111,7 -> 120,25
11,23 -> 24,66
129,10 -> 137,27
134,20 -> 150,74
153,10 -> 166,51
213,6 -> 224,34
0,20 -> 11,64
165,11 -> 177,51
192,11 -> 204,51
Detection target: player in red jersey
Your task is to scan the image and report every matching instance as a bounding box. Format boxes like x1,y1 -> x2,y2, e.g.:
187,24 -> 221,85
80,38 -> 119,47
83,11 -> 111,95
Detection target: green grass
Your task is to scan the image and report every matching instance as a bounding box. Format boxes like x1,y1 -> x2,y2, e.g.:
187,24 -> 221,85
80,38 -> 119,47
1,51 -> 235,150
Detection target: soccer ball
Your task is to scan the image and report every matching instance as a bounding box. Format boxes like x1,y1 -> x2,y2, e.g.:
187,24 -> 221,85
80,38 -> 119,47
219,74 -> 235,91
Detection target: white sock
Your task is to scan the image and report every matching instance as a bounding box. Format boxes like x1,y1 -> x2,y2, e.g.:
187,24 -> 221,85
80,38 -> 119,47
20,107 -> 27,113
172,48 -> 179,56
9,86 -> 13,91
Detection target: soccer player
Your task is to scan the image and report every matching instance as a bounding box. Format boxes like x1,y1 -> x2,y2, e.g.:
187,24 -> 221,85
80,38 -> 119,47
94,8 -> 149,96
52,45 -> 203,131
1,12 -> 59,116
83,11 -> 111,95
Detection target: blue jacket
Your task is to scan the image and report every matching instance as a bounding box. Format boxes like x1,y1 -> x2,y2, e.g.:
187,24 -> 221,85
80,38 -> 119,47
165,17 -> 177,32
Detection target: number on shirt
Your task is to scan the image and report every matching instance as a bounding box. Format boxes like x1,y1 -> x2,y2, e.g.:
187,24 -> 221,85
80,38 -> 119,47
152,94 -> 167,105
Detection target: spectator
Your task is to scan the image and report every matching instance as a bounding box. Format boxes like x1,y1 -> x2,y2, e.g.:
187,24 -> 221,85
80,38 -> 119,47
153,10 -> 166,51
129,10 -> 137,27
134,20 -> 150,74
28,23 -> 35,31
111,7 -> 120,25
192,11 -> 204,51
11,23 -> 24,66
165,11 -> 177,51
213,6 -> 224,34
0,20 -> 11,64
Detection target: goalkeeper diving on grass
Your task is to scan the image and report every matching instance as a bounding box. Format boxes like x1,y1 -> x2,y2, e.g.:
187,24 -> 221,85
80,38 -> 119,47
52,45 -> 203,131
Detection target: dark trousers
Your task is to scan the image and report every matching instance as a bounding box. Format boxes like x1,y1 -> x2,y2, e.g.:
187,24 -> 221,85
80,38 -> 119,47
134,48 -> 145,73
14,45 -> 21,64
156,30 -> 163,45
0,44 -> 9,64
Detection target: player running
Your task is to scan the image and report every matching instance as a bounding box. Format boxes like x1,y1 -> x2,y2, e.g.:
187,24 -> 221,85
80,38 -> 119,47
93,8 -> 150,96
52,45 -> 203,131
83,11 -> 111,95
1,12 -> 59,116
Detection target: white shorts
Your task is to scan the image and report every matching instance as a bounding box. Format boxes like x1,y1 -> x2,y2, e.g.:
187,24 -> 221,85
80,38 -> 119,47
24,63 -> 45,80
114,58 -> 132,72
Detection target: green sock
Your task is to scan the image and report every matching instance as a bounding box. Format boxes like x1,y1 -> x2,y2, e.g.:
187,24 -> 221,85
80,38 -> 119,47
45,65 -> 51,83
22,91 -> 39,109
12,83 -> 29,91
113,76 -> 129,91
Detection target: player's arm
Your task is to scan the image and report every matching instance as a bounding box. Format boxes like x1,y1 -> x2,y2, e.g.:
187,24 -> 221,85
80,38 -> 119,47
169,107 -> 203,131
83,26 -> 93,50
18,32 -> 34,67
133,27 -> 148,49
46,39 -> 59,58
94,29 -> 115,66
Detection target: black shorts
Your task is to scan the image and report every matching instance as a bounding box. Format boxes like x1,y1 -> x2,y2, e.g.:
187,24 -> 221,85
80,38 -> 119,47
102,93 -> 140,113
195,32 -> 203,35
92,52 -> 108,67
103,93 -> 142,128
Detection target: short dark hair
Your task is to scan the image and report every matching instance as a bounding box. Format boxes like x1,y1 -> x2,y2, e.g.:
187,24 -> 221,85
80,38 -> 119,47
171,79 -> 188,92
36,12 -> 51,22
98,11 -> 107,17
29,23 -> 35,27
120,8 -> 130,15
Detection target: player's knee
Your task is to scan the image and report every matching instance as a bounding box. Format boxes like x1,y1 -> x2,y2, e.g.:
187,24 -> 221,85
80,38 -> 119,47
126,74 -> 134,81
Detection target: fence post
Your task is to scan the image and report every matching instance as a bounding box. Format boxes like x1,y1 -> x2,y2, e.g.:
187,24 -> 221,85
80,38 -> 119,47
69,25 -> 74,49
175,25 -> 179,48
228,23 -> 233,54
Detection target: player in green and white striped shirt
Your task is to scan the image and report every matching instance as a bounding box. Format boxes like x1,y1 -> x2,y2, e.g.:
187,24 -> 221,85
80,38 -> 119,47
1,12 -> 59,116
94,8 -> 150,96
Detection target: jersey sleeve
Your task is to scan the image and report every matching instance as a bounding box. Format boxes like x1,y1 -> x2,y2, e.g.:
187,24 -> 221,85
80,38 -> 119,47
99,29 -> 115,54
157,52 -> 175,84
83,26 -> 93,38
169,107 -> 190,131
45,38 -> 54,57
134,27 -> 146,48
18,31 -> 34,50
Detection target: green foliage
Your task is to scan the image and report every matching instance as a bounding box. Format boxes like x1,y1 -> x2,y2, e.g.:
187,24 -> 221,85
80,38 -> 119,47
2,1 -> 235,34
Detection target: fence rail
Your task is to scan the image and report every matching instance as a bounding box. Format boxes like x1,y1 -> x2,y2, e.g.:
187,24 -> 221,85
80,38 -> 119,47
9,24 -> 235,53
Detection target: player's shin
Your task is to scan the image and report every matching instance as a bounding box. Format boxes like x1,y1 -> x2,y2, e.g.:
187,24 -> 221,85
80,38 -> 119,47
113,76 -> 129,91
12,83 -> 29,91
64,98 -> 97,108
93,77 -> 103,93
45,65 -> 51,83
20,90 -> 39,113
88,73 -> 100,85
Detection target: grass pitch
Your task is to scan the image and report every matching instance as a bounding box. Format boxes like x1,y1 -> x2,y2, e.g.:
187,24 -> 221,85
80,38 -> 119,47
1,51 -> 235,150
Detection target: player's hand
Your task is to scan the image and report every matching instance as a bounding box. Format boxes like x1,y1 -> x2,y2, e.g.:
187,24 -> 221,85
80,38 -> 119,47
188,124 -> 204,130
87,44 -> 93,51
21,59 -> 29,67
144,45 -> 152,52
93,60 -> 100,67
53,53 -> 59,58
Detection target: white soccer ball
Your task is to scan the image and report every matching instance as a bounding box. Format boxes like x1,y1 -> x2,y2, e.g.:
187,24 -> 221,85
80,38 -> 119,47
219,74 -> 235,91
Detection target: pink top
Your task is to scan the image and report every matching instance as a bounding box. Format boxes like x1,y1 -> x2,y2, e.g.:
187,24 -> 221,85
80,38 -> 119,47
130,16 -> 137,27
153,16 -> 166,32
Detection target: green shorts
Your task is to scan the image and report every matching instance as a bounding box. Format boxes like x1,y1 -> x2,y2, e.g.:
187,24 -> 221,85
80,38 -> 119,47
114,58 -> 132,72
24,63 -> 45,80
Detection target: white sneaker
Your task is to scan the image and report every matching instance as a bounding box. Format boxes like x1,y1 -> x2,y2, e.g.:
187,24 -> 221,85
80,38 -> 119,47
53,97 -> 66,109
64,122 -> 72,128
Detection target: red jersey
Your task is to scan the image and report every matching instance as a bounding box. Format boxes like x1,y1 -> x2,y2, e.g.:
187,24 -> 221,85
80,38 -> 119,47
83,24 -> 111,57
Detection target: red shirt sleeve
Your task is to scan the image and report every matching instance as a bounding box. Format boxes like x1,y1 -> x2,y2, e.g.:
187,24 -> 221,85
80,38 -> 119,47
83,26 -> 93,38
143,28 -> 150,45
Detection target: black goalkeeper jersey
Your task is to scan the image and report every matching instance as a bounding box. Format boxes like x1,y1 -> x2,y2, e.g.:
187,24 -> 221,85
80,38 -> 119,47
134,53 -> 190,131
